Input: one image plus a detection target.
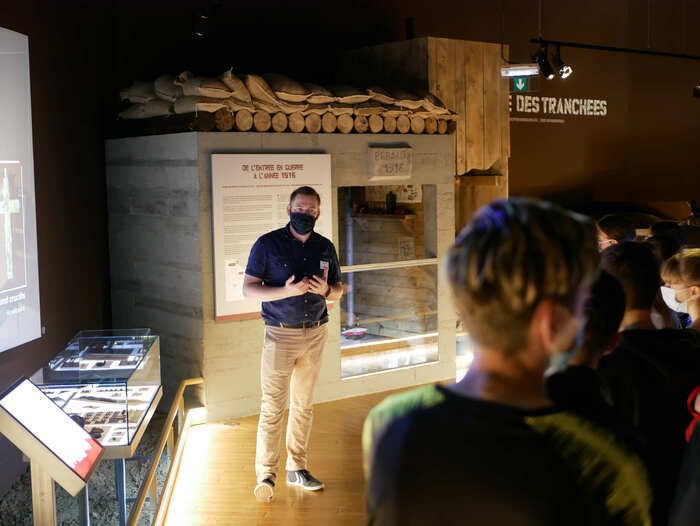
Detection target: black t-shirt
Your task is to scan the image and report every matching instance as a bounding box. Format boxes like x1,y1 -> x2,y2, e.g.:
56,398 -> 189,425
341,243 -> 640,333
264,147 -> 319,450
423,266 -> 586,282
365,385 -> 651,526
597,329 -> 700,524
670,424 -> 700,526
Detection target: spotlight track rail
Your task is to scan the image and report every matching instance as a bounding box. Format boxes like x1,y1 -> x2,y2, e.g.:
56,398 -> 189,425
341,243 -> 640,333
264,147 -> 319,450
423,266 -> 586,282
531,37 -> 700,61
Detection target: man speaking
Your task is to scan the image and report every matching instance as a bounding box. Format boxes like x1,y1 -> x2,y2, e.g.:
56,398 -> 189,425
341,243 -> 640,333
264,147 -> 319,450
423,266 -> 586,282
243,186 -> 343,502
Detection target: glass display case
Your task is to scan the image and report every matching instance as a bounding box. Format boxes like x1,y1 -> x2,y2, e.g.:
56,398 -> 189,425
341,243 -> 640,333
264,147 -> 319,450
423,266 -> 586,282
33,329 -> 161,449
337,185 -> 441,378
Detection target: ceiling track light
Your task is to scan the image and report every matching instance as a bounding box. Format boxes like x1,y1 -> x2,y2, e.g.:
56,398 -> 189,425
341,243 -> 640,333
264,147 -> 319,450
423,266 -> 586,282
552,45 -> 573,79
533,44 -> 555,80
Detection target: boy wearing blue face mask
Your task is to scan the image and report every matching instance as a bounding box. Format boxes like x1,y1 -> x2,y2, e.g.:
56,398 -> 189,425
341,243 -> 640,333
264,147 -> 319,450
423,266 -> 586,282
243,186 -> 344,502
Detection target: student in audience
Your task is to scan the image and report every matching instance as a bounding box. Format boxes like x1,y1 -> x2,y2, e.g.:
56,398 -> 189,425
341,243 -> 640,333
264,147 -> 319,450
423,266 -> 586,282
364,199 -> 652,526
670,388 -> 700,526
597,214 -> 636,251
661,249 -> 700,332
599,242 -> 700,524
545,271 -> 624,417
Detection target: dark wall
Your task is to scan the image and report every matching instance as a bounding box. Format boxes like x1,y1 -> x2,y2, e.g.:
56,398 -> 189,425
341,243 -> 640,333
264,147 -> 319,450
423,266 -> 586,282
101,0 -> 700,206
0,0 -> 110,496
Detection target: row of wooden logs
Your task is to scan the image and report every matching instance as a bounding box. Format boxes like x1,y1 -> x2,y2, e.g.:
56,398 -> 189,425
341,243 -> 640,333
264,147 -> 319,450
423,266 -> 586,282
213,108 -> 455,134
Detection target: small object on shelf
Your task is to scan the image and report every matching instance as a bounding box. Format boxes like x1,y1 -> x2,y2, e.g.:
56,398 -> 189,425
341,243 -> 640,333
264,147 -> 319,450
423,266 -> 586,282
342,327 -> 368,340
386,191 -> 397,214
425,116 -> 438,135
383,115 -> 397,133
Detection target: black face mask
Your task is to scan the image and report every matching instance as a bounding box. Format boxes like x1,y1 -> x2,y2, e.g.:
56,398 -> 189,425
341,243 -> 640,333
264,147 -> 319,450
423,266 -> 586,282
290,212 -> 317,235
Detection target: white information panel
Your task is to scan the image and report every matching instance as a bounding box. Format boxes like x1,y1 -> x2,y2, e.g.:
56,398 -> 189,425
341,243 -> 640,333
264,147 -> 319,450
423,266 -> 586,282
211,154 -> 332,320
0,27 -> 41,352
0,379 -> 103,495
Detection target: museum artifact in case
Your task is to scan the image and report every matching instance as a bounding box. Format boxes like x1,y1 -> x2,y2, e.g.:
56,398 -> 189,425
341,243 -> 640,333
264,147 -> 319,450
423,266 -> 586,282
33,329 -> 161,449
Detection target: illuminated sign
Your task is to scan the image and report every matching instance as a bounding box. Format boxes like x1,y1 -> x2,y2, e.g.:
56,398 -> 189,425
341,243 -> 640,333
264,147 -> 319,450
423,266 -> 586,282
0,379 -> 103,492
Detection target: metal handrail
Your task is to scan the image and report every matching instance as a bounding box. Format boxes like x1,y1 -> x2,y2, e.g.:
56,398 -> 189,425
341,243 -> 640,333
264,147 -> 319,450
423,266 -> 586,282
128,377 -> 204,526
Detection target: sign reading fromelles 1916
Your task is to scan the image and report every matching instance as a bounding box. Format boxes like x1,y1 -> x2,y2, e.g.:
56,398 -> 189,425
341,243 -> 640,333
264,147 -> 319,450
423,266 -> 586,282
368,147 -> 413,181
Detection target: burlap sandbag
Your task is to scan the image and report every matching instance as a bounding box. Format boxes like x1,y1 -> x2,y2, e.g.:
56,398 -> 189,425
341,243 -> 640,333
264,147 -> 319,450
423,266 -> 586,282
177,77 -> 234,99
414,91 -> 450,115
226,98 -> 255,112
264,73 -> 310,103
354,101 -> 385,116
391,88 -> 425,110
411,110 -> 435,119
329,85 -> 370,104
244,74 -> 279,105
221,68 -> 252,104
305,83 -> 335,104
328,103 -> 355,116
367,86 -> 395,105
153,75 -> 183,102
119,81 -> 157,103
274,99 -> 308,114
302,104 -> 330,116
382,105 -> 410,117
173,96 -> 228,114
118,100 -> 172,119
253,99 -> 279,113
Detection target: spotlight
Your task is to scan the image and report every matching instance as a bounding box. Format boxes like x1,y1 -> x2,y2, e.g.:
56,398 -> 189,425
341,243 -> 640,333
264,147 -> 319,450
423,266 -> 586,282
694,84 -> 700,98
500,63 -> 540,78
533,44 -> 555,80
552,45 -> 573,79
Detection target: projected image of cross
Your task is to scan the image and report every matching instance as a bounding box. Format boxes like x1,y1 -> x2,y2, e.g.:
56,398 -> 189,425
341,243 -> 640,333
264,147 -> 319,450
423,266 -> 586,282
0,168 -> 20,281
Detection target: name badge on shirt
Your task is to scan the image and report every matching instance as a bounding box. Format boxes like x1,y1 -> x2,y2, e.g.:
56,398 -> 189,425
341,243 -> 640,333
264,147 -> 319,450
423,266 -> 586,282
320,260 -> 329,280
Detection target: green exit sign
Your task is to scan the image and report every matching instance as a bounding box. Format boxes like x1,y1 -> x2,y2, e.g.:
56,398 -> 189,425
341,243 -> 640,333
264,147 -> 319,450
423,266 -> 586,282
512,77 -> 529,92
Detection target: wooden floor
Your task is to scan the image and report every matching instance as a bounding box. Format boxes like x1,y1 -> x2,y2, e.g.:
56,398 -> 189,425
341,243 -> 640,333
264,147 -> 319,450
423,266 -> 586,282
163,390 -> 395,526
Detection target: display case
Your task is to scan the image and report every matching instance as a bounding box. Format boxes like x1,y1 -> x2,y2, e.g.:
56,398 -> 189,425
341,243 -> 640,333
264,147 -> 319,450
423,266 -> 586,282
33,329 -> 162,454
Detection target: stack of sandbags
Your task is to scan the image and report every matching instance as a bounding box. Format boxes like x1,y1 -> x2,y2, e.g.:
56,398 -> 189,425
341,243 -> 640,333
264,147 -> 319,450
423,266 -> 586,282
118,70 -> 457,134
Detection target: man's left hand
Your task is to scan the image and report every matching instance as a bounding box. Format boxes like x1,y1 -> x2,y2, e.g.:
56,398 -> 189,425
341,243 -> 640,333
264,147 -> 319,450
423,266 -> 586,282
309,275 -> 330,297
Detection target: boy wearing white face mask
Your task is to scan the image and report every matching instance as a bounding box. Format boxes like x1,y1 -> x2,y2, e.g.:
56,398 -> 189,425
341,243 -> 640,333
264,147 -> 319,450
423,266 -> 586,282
661,250 -> 700,330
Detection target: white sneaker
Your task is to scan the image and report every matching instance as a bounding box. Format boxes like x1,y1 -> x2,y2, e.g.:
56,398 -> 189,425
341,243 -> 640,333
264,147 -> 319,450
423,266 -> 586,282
254,478 -> 275,502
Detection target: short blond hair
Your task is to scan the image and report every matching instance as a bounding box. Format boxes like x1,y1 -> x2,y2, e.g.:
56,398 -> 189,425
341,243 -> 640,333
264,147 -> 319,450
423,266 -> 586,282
662,248 -> 700,285
446,198 -> 599,354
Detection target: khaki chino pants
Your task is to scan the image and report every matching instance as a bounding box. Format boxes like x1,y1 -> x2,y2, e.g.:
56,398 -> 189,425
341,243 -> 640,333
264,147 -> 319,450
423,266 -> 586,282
255,324 -> 328,482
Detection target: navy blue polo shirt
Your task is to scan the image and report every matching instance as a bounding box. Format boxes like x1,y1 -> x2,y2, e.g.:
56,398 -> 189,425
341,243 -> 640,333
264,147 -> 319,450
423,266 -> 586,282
245,224 -> 341,325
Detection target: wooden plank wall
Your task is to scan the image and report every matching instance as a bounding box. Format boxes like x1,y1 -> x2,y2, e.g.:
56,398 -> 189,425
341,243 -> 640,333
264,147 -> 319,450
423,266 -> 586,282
426,37 -> 509,232
337,37 -> 510,232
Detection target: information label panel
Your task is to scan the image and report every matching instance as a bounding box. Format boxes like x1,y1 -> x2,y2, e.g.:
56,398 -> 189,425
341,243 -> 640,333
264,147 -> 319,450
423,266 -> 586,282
0,378 -> 103,495
211,154 -> 332,320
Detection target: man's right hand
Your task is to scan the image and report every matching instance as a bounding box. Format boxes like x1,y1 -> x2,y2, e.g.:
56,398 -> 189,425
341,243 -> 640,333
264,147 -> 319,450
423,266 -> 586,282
284,275 -> 309,297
